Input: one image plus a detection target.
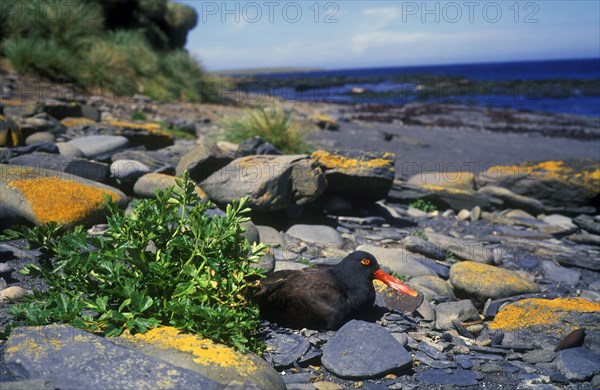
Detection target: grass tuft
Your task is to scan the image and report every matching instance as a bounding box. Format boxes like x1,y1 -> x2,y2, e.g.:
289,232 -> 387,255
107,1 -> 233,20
222,107 -> 311,154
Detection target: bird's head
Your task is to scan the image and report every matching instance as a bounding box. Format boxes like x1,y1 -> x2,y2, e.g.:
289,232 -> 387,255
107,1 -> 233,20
339,251 -> 419,297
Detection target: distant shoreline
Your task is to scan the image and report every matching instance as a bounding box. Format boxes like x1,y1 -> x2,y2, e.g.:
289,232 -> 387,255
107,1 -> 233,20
212,67 -> 326,76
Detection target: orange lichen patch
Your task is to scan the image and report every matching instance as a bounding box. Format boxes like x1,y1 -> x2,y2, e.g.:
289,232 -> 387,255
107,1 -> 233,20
309,114 -> 338,124
535,160 -> 565,172
312,150 -> 394,173
60,117 -> 95,127
490,298 -> 600,331
8,177 -> 120,224
108,120 -> 173,137
121,327 -> 257,373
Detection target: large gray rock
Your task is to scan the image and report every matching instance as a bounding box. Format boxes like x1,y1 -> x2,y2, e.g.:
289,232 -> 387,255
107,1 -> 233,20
286,224 -> 344,249
477,185 -> 545,215
133,173 -> 207,200
356,245 -> 437,278
321,320 -> 412,379
9,152 -> 109,182
541,261 -> 581,285
110,159 -> 151,183
425,232 -> 495,264
67,135 -> 129,158
176,141 -> 232,182
556,348 -> 600,381
201,155 -> 326,211
417,369 -> 479,387
4,325 -> 221,389
0,164 -> 127,227
312,149 -> 394,203
435,299 -> 479,330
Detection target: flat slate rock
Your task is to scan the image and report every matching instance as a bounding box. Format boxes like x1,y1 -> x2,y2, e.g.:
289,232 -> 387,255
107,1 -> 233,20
321,320 -> 412,379
556,347 -> 600,381
356,244 -> 437,278
4,324 -> 222,390
286,224 -> 344,249
263,331 -> 310,369
67,135 -> 129,158
8,152 -> 108,182
417,369 -> 479,387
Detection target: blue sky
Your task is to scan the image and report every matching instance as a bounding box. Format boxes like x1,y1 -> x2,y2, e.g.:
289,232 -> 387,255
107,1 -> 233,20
179,1 -> 600,71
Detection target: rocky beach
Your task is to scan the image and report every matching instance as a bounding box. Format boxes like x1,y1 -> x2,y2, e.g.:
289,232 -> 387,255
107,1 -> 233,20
1,70 -> 600,390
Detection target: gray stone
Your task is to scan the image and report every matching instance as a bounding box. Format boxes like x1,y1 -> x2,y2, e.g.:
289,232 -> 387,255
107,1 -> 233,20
470,206 -> 481,221
414,351 -> 456,368
112,148 -> 182,171
541,261 -> 581,285
110,160 -> 151,182
133,173 -> 207,200
322,320 -> 413,379
4,325 -> 221,389
25,132 -> 55,145
241,221 -> 259,244
568,233 -> 600,246
477,185 -> 545,215
286,224 -> 344,249
417,342 -> 446,360
435,300 -> 479,331
257,225 -> 285,247
523,349 -> 556,364
407,208 -> 429,218
580,290 -> 600,303
0,262 -> 13,274
0,380 -> 54,390
9,152 -> 109,182
273,261 -> 308,272
263,331 -> 310,369
176,141 -> 231,182
417,369 -> 479,387
425,232 -> 495,264
55,142 -> 85,158
410,276 -> 456,299
256,249 -> 276,274
555,347 -> 600,381
457,209 -> 470,221
400,235 -> 446,261
543,214 -> 576,230
415,299 -> 436,322
67,135 -> 129,158
201,155 -> 326,211
355,245 -> 437,278
573,214 -> 600,235
454,355 -> 474,369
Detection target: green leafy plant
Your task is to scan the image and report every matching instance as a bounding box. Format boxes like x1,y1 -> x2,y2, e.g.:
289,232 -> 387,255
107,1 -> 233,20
1,172 -> 265,352
131,111 -> 147,121
409,199 -> 437,213
222,106 -> 311,154
412,230 -> 429,241
389,271 -> 411,283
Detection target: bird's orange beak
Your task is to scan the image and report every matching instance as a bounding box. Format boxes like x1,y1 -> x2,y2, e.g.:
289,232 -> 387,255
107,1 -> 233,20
374,269 -> 419,297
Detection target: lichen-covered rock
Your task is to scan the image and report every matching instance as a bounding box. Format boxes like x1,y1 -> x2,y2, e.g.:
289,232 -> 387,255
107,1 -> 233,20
201,155 -> 326,211
118,326 -> 285,390
0,115 -> 22,147
9,152 -> 109,182
312,149 -> 394,202
409,275 -> 456,300
0,165 -> 127,226
5,324 -> 222,389
374,280 -> 424,313
449,261 -> 539,300
107,120 -> 175,150
489,298 -> 600,352
407,171 -> 476,192
133,173 -> 207,199
477,185 -> 545,214
477,159 -> 600,208
387,180 -> 493,211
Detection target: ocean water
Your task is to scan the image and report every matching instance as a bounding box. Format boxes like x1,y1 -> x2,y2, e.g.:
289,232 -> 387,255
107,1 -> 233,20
239,58 -> 600,117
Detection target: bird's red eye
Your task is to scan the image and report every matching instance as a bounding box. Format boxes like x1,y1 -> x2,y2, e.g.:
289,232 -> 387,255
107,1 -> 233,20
360,259 -> 370,266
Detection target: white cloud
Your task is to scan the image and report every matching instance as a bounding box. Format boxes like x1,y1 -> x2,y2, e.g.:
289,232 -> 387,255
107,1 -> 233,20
361,7 -> 401,30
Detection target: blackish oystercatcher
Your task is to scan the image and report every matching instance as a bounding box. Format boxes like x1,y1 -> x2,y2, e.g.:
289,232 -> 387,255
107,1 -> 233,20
254,250 -> 419,330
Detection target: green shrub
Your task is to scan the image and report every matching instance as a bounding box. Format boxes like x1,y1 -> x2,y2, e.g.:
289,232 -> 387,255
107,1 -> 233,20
409,199 -> 437,213
222,107 -> 310,154
412,230 -> 428,241
3,37 -> 78,81
131,111 -> 148,121
1,172 -> 266,352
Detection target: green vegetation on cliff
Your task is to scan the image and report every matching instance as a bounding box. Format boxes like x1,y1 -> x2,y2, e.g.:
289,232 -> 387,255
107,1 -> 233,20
0,0 -> 216,102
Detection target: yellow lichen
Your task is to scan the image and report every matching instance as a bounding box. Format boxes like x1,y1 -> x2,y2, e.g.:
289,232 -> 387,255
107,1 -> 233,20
121,327 -> 257,374
535,160 -> 565,172
311,150 -> 394,173
108,120 -> 173,138
60,117 -> 95,127
451,262 -> 538,296
420,183 -> 473,195
490,297 -> 600,331
8,177 -> 120,224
